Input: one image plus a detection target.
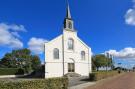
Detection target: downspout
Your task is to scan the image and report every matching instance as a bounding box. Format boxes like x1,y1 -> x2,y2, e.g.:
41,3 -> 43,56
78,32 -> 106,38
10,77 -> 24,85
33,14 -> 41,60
62,35 -> 65,76
44,43 -> 46,78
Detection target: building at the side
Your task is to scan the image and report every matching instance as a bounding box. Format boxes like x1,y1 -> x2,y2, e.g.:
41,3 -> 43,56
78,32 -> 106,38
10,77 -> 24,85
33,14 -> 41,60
45,3 -> 92,78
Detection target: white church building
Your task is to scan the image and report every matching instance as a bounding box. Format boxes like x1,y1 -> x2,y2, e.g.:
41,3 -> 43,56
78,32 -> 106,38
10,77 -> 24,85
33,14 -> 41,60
44,3 -> 92,78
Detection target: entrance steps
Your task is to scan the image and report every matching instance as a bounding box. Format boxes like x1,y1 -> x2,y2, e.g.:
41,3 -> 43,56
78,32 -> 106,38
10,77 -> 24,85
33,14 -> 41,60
64,72 -> 81,77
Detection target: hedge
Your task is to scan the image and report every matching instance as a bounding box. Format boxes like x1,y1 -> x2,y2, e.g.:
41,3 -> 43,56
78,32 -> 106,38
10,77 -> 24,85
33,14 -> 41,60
89,71 -> 119,81
0,77 -> 68,89
0,68 -> 24,75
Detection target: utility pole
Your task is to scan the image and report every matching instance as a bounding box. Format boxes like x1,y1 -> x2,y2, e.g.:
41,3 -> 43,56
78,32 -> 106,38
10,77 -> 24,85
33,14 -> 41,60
105,52 -> 110,72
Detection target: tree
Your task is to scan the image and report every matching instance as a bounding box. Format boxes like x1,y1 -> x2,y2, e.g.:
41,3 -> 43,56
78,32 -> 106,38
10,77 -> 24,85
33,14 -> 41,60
1,53 -> 17,68
92,54 -> 111,71
92,57 -> 96,71
0,48 -> 41,73
0,59 -> 2,67
31,55 -> 41,70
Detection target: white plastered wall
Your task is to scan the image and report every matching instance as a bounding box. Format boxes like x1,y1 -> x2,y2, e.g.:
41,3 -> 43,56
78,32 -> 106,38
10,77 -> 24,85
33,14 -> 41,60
44,30 -> 92,78
63,30 -> 91,76
45,35 -> 64,78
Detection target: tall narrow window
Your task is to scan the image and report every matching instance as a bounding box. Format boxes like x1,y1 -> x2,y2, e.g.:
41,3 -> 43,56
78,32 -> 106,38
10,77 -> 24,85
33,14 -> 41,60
68,38 -> 74,50
53,48 -> 59,59
68,22 -> 72,29
81,51 -> 85,60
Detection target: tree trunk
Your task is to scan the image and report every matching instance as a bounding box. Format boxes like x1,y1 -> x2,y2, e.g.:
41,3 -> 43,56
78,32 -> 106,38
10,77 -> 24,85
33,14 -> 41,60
97,67 -> 99,71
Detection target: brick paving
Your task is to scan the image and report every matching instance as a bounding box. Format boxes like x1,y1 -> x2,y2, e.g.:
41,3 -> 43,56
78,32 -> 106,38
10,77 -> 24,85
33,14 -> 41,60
86,72 -> 135,89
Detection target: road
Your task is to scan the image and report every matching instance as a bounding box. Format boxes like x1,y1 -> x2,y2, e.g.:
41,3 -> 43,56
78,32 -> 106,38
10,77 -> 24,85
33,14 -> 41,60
86,72 -> 135,89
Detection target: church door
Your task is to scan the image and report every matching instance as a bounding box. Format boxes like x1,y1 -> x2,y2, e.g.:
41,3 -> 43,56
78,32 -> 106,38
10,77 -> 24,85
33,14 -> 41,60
68,63 -> 75,72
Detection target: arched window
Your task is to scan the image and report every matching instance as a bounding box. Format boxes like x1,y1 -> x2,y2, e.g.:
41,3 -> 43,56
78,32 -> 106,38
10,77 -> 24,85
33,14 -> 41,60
68,38 -> 74,50
53,48 -> 59,59
81,51 -> 85,60
68,22 -> 72,29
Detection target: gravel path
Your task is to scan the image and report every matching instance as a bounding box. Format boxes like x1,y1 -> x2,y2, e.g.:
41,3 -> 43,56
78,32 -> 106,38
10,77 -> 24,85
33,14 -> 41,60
86,72 -> 135,89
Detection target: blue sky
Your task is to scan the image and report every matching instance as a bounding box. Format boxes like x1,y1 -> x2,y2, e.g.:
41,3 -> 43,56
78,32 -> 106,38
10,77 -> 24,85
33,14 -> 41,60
0,0 -> 135,68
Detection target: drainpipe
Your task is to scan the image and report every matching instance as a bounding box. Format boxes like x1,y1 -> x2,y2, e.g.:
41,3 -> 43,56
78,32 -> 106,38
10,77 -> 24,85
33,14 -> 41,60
44,43 -> 46,78
62,35 -> 65,76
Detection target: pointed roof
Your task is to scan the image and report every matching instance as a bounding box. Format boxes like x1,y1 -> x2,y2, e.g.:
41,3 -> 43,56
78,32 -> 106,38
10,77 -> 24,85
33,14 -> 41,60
66,0 -> 72,19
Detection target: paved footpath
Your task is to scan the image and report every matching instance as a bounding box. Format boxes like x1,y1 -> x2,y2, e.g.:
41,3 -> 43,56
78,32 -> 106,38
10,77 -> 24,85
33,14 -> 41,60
86,72 -> 135,89
69,82 -> 96,89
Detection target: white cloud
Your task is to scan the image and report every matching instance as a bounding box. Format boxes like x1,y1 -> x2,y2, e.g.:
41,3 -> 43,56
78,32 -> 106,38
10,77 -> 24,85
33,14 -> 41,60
125,1 -> 135,26
0,23 -> 26,32
28,37 -> 48,54
11,32 -> 21,38
125,9 -> 135,26
106,47 -> 135,59
0,23 -> 26,48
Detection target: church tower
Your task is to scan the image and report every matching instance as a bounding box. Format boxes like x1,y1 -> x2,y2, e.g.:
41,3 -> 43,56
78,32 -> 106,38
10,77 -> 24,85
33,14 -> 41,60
63,1 -> 75,31
44,0 -> 91,78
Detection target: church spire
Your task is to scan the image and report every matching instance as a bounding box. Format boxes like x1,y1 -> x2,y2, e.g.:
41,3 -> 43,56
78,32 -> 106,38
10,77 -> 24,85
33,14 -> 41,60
66,0 -> 72,19
63,0 -> 75,31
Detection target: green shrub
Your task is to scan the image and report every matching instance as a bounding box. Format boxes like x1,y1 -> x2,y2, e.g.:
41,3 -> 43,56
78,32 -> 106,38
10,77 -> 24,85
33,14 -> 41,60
89,73 -> 96,81
89,71 -> 119,81
0,77 -> 68,89
0,68 -> 24,75
15,68 -> 25,75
